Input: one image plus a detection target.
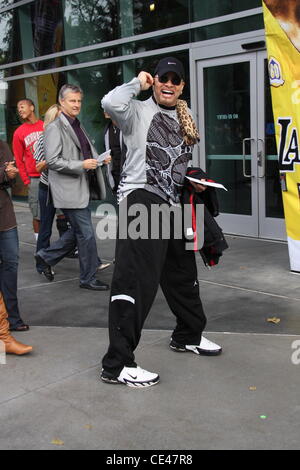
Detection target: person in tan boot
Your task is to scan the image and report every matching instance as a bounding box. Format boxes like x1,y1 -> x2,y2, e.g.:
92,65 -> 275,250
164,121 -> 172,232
0,139 -> 29,331
0,292 -> 32,355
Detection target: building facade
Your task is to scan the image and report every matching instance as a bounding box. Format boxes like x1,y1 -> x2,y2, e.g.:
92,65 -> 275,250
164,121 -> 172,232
0,0 -> 285,240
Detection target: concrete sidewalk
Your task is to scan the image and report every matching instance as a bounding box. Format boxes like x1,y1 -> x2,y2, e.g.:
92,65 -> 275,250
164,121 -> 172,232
1,328 -> 300,450
1,202 -> 300,450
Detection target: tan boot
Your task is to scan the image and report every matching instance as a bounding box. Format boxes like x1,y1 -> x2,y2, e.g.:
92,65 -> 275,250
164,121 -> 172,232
0,292 -> 33,355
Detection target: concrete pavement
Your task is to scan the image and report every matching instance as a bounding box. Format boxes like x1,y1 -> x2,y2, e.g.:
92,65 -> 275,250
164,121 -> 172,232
1,202 -> 300,450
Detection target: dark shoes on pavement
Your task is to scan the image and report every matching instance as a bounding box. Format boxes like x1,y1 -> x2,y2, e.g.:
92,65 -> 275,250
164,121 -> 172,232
35,253 -> 109,290
65,249 -> 79,259
80,279 -> 110,291
9,324 -> 30,332
35,254 -> 54,282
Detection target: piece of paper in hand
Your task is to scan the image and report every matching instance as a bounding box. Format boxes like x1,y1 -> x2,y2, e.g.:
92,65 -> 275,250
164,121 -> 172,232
185,176 -> 228,191
97,149 -> 111,165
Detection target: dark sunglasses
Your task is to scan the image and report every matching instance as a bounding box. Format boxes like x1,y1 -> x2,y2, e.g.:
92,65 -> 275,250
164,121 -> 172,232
157,74 -> 182,86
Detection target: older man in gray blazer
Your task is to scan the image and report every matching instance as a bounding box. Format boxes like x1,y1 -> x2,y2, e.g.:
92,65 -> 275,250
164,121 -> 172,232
37,84 -> 109,291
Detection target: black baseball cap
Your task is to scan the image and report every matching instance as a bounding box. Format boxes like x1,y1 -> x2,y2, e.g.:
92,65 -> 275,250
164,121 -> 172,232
154,57 -> 185,81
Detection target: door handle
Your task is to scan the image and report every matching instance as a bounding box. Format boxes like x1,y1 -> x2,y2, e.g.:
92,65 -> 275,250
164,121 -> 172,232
242,138 -> 255,178
257,138 -> 265,178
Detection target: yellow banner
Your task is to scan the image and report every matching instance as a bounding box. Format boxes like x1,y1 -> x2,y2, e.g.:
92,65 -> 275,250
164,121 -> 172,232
263,1 -> 300,272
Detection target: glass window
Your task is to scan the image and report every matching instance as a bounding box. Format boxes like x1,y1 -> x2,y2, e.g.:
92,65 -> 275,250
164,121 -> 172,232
0,9 -> 21,64
0,0 -> 263,69
32,1 -> 64,67
3,51 -> 189,194
0,1 -> 64,66
63,0 -> 119,50
192,15 -> 264,42
3,28 -> 189,79
66,30 -> 189,68
64,0 -> 189,44
190,0 -> 261,22
63,0 -> 262,48
132,0 -> 189,35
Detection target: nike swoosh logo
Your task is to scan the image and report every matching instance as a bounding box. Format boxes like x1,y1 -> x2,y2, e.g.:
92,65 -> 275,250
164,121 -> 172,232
128,374 -> 137,380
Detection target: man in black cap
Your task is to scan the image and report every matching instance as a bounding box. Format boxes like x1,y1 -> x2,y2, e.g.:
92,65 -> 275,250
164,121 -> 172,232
100,56 -> 222,389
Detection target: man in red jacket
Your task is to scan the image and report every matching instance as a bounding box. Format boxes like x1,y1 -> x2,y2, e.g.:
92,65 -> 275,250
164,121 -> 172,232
12,99 -> 44,240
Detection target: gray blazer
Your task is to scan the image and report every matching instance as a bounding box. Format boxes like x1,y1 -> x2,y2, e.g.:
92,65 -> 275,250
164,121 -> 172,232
44,113 -> 106,209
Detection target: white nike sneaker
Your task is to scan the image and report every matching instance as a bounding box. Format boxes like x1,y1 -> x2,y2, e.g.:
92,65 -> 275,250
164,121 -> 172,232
101,366 -> 160,388
170,336 -> 222,356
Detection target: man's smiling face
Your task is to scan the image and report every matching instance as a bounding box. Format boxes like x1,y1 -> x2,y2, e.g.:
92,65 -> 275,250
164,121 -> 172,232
153,72 -> 185,107
17,100 -> 34,121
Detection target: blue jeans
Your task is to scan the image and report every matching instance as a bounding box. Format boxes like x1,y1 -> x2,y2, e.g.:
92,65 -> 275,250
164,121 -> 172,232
0,227 -> 24,328
39,207 -> 100,284
63,208 -> 101,284
36,184 -> 56,272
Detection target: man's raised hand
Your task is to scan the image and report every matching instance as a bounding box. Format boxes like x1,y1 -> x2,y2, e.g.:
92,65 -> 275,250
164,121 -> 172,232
138,71 -> 154,91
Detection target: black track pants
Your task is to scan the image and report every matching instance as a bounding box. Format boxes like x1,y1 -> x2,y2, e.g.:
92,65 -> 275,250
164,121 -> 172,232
102,190 -> 207,376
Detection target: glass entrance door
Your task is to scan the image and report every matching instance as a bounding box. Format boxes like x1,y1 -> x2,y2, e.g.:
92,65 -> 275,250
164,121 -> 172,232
197,51 -> 286,240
